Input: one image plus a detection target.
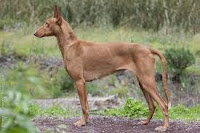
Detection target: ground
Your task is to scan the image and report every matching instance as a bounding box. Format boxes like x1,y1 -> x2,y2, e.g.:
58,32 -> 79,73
33,116 -> 200,133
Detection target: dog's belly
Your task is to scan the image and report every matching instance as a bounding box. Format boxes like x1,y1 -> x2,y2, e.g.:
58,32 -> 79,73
83,60 -> 116,81
83,69 -> 115,81
82,57 -> 121,81
83,58 -> 135,81
83,64 -> 119,81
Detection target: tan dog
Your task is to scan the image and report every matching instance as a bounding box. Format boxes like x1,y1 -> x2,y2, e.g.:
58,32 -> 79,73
34,6 -> 171,132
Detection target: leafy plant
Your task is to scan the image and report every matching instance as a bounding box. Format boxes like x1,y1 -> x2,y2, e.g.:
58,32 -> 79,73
104,98 -> 148,118
164,47 -> 195,74
0,91 -> 36,133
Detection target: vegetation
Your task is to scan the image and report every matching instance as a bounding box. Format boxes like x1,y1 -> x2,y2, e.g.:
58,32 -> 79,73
165,48 -> 195,75
2,61 -> 73,99
28,104 -> 77,117
0,91 -> 36,133
1,0 -> 200,32
104,98 -> 200,121
164,47 -> 196,84
0,90 -> 80,133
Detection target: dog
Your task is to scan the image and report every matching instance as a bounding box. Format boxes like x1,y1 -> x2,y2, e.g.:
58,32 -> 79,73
34,5 -> 171,132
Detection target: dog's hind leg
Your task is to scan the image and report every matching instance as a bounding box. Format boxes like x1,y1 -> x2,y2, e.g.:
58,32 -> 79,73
138,82 -> 155,125
138,75 -> 169,132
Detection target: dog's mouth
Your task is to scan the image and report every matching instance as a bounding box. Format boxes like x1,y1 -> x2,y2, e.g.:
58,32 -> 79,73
40,34 -> 45,38
34,33 -> 45,38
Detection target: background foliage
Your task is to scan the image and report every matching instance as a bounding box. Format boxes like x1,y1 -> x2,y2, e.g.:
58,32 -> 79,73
0,0 -> 200,32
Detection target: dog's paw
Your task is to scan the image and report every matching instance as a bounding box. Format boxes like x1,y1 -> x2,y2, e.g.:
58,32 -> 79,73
138,120 -> 149,125
155,126 -> 168,132
73,119 -> 87,127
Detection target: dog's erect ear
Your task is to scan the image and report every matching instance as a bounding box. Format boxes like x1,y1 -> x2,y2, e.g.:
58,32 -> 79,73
54,5 -> 60,18
54,5 -> 62,25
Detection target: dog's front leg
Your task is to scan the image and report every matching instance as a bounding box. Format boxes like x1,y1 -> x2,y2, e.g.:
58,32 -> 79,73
74,79 -> 89,126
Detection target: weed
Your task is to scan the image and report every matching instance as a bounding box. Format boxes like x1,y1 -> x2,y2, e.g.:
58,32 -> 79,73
104,98 -> 200,121
104,98 -> 148,118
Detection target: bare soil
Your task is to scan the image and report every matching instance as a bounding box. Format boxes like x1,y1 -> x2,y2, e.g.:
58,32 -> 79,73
33,116 -> 200,133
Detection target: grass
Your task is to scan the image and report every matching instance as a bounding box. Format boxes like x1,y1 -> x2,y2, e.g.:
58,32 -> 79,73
28,104 -> 80,117
23,98 -> 200,121
0,26 -> 198,57
0,28 -> 59,57
103,98 -> 200,121
24,98 -> 200,121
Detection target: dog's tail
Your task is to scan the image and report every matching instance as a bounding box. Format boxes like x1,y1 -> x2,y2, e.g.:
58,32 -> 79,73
149,48 -> 171,109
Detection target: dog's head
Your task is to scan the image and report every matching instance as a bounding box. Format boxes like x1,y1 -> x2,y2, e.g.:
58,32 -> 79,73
34,5 -> 62,38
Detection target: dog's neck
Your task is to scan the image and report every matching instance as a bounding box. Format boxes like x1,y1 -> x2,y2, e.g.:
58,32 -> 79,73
56,19 -> 77,57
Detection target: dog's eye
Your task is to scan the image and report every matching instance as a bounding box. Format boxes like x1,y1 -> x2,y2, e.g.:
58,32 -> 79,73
46,22 -> 49,27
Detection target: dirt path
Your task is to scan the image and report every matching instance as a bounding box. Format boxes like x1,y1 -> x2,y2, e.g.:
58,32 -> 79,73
33,116 -> 200,133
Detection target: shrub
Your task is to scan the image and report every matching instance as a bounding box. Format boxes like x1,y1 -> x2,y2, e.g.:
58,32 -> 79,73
164,47 -> 195,74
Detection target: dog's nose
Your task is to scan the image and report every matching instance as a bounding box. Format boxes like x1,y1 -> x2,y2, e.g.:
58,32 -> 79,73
33,33 -> 36,36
